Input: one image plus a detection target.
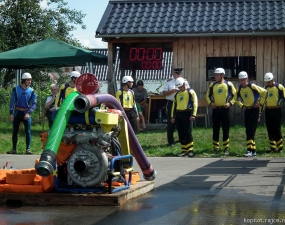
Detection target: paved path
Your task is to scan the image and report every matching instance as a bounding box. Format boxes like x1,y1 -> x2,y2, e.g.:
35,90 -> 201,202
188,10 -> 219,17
1,155 -> 285,224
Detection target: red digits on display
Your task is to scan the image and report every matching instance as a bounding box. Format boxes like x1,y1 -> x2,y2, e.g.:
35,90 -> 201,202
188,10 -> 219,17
128,47 -> 163,69
129,48 -> 137,61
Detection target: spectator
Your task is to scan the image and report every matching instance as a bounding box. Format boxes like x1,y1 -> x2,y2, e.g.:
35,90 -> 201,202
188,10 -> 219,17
116,76 -> 139,132
263,72 -> 285,153
171,77 -> 197,157
163,68 -> 189,147
7,72 -> 37,154
132,80 -> 149,123
234,71 -> 267,157
44,84 -> 58,129
206,68 -> 236,155
136,102 -> 146,131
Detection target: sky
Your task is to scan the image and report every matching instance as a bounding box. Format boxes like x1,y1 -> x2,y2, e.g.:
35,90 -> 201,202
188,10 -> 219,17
41,0 -> 109,49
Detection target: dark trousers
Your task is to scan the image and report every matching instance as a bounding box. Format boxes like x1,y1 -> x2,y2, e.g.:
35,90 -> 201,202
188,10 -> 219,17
244,107 -> 259,151
12,111 -> 32,150
265,108 -> 283,150
212,108 -> 230,149
125,110 -> 136,132
176,110 -> 193,151
45,110 -> 53,129
166,101 -> 176,145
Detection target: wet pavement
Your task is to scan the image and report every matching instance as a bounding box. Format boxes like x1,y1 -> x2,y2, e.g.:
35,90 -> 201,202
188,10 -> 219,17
1,155 -> 285,225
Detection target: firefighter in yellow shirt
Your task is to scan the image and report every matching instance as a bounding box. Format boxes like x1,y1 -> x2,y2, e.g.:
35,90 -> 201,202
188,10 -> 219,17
171,77 -> 197,157
263,72 -> 285,153
234,71 -> 267,157
116,76 -> 139,132
206,68 -> 236,155
55,71 -> 80,108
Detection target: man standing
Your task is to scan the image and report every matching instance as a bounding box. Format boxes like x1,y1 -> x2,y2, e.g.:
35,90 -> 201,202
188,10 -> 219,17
132,80 -> 149,122
44,84 -> 58,129
163,68 -> 189,147
235,71 -> 267,157
171,77 -> 197,157
7,72 -> 37,154
55,71 -> 80,108
116,76 -> 139,132
206,68 -> 236,155
263,72 -> 285,153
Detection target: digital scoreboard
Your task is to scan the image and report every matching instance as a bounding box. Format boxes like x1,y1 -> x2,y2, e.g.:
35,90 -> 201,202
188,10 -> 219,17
120,46 -> 163,70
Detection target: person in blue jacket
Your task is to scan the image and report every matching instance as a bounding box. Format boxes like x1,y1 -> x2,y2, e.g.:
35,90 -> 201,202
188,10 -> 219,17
7,72 -> 37,154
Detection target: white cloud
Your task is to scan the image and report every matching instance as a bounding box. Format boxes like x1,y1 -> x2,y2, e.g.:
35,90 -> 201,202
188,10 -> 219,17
73,31 -> 107,49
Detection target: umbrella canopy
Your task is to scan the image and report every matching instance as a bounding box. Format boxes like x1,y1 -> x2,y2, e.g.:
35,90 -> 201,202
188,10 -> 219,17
0,38 -> 108,68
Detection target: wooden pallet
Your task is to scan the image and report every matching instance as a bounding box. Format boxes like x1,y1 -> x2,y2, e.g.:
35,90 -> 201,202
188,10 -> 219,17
0,181 -> 154,206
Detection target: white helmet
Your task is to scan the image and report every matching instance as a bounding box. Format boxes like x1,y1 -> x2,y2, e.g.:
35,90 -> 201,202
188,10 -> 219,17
175,77 -> 185,88
22,72 -> 32,79
122,76 -> 134,83
264,72 -> 274,82
70,71 -> 80,78
238,71 -> 248,79
214,68 -> 225,74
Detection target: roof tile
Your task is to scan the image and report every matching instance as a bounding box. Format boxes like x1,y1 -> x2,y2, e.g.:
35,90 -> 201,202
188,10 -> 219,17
96,0 -> 285,37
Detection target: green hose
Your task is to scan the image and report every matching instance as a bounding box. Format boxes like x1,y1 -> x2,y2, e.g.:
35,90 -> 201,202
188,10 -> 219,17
36,91 -> 79,177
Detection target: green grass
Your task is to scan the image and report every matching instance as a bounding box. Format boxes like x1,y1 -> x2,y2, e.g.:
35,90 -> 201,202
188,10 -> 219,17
0,118 -> 284,157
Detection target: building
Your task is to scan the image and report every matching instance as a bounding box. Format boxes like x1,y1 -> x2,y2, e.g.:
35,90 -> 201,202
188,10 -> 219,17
95,0 -> 285,124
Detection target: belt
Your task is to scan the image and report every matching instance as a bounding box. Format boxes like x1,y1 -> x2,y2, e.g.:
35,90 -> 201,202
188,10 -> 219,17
266,106 -> 281,109
124,108 -> 133,112
15,107 -> 29,111
215,106 -> 225,108
244,106 -> 254,110
177,109 -> 192,112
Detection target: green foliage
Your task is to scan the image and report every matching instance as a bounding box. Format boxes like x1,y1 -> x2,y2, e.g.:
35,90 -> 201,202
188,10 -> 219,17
0,0 -> 86,85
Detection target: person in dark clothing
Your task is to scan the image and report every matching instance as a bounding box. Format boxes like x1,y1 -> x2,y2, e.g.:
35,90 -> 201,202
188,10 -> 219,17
171,77 -> 197,157
163,68 -> 189,147
206,68 -> 236,155
116,76 -> 139,131
234,71 -> 267,157
263,72 -> 285,153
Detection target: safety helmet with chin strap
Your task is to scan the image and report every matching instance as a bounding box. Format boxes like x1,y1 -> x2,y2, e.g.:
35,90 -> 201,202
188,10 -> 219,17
175,77 -> 185,88
238,71 -> 248,79
122,76 -> 134,84
264,72 -> 274,82
70,71 -> 80,78
22,72 -> 32,79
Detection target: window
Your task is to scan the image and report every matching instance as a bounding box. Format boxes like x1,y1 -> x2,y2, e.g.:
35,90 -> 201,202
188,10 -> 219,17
206,56 -> 256,80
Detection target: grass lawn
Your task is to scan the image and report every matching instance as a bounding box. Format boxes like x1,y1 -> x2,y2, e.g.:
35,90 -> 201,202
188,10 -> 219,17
0,119 -> 284,158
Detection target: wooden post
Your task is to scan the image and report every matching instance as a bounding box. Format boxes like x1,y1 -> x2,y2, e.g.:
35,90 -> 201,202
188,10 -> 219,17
107,43 -> 115,96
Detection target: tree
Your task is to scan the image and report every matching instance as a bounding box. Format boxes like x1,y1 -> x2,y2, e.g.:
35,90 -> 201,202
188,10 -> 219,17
0,0 -> 86,85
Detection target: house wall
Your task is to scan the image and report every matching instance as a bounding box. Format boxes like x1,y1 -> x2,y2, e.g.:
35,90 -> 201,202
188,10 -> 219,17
172,36 -> 285,125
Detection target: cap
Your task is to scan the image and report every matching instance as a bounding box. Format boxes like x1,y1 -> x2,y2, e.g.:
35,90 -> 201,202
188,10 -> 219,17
173,68 -> 183,74
137,80 -> 144,86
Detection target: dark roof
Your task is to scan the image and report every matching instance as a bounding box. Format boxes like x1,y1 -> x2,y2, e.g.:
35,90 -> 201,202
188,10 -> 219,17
96,0 -> 285,38
82,49 -> 173,80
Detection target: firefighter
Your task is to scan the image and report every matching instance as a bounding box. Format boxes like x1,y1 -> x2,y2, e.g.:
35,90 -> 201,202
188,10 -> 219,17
206,68 -> 236,155
235,71 -> 267,157
116,76 -> 139,131
163,68 -> 189,147
263,72 -> 285,153
171,77 -> 197,157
